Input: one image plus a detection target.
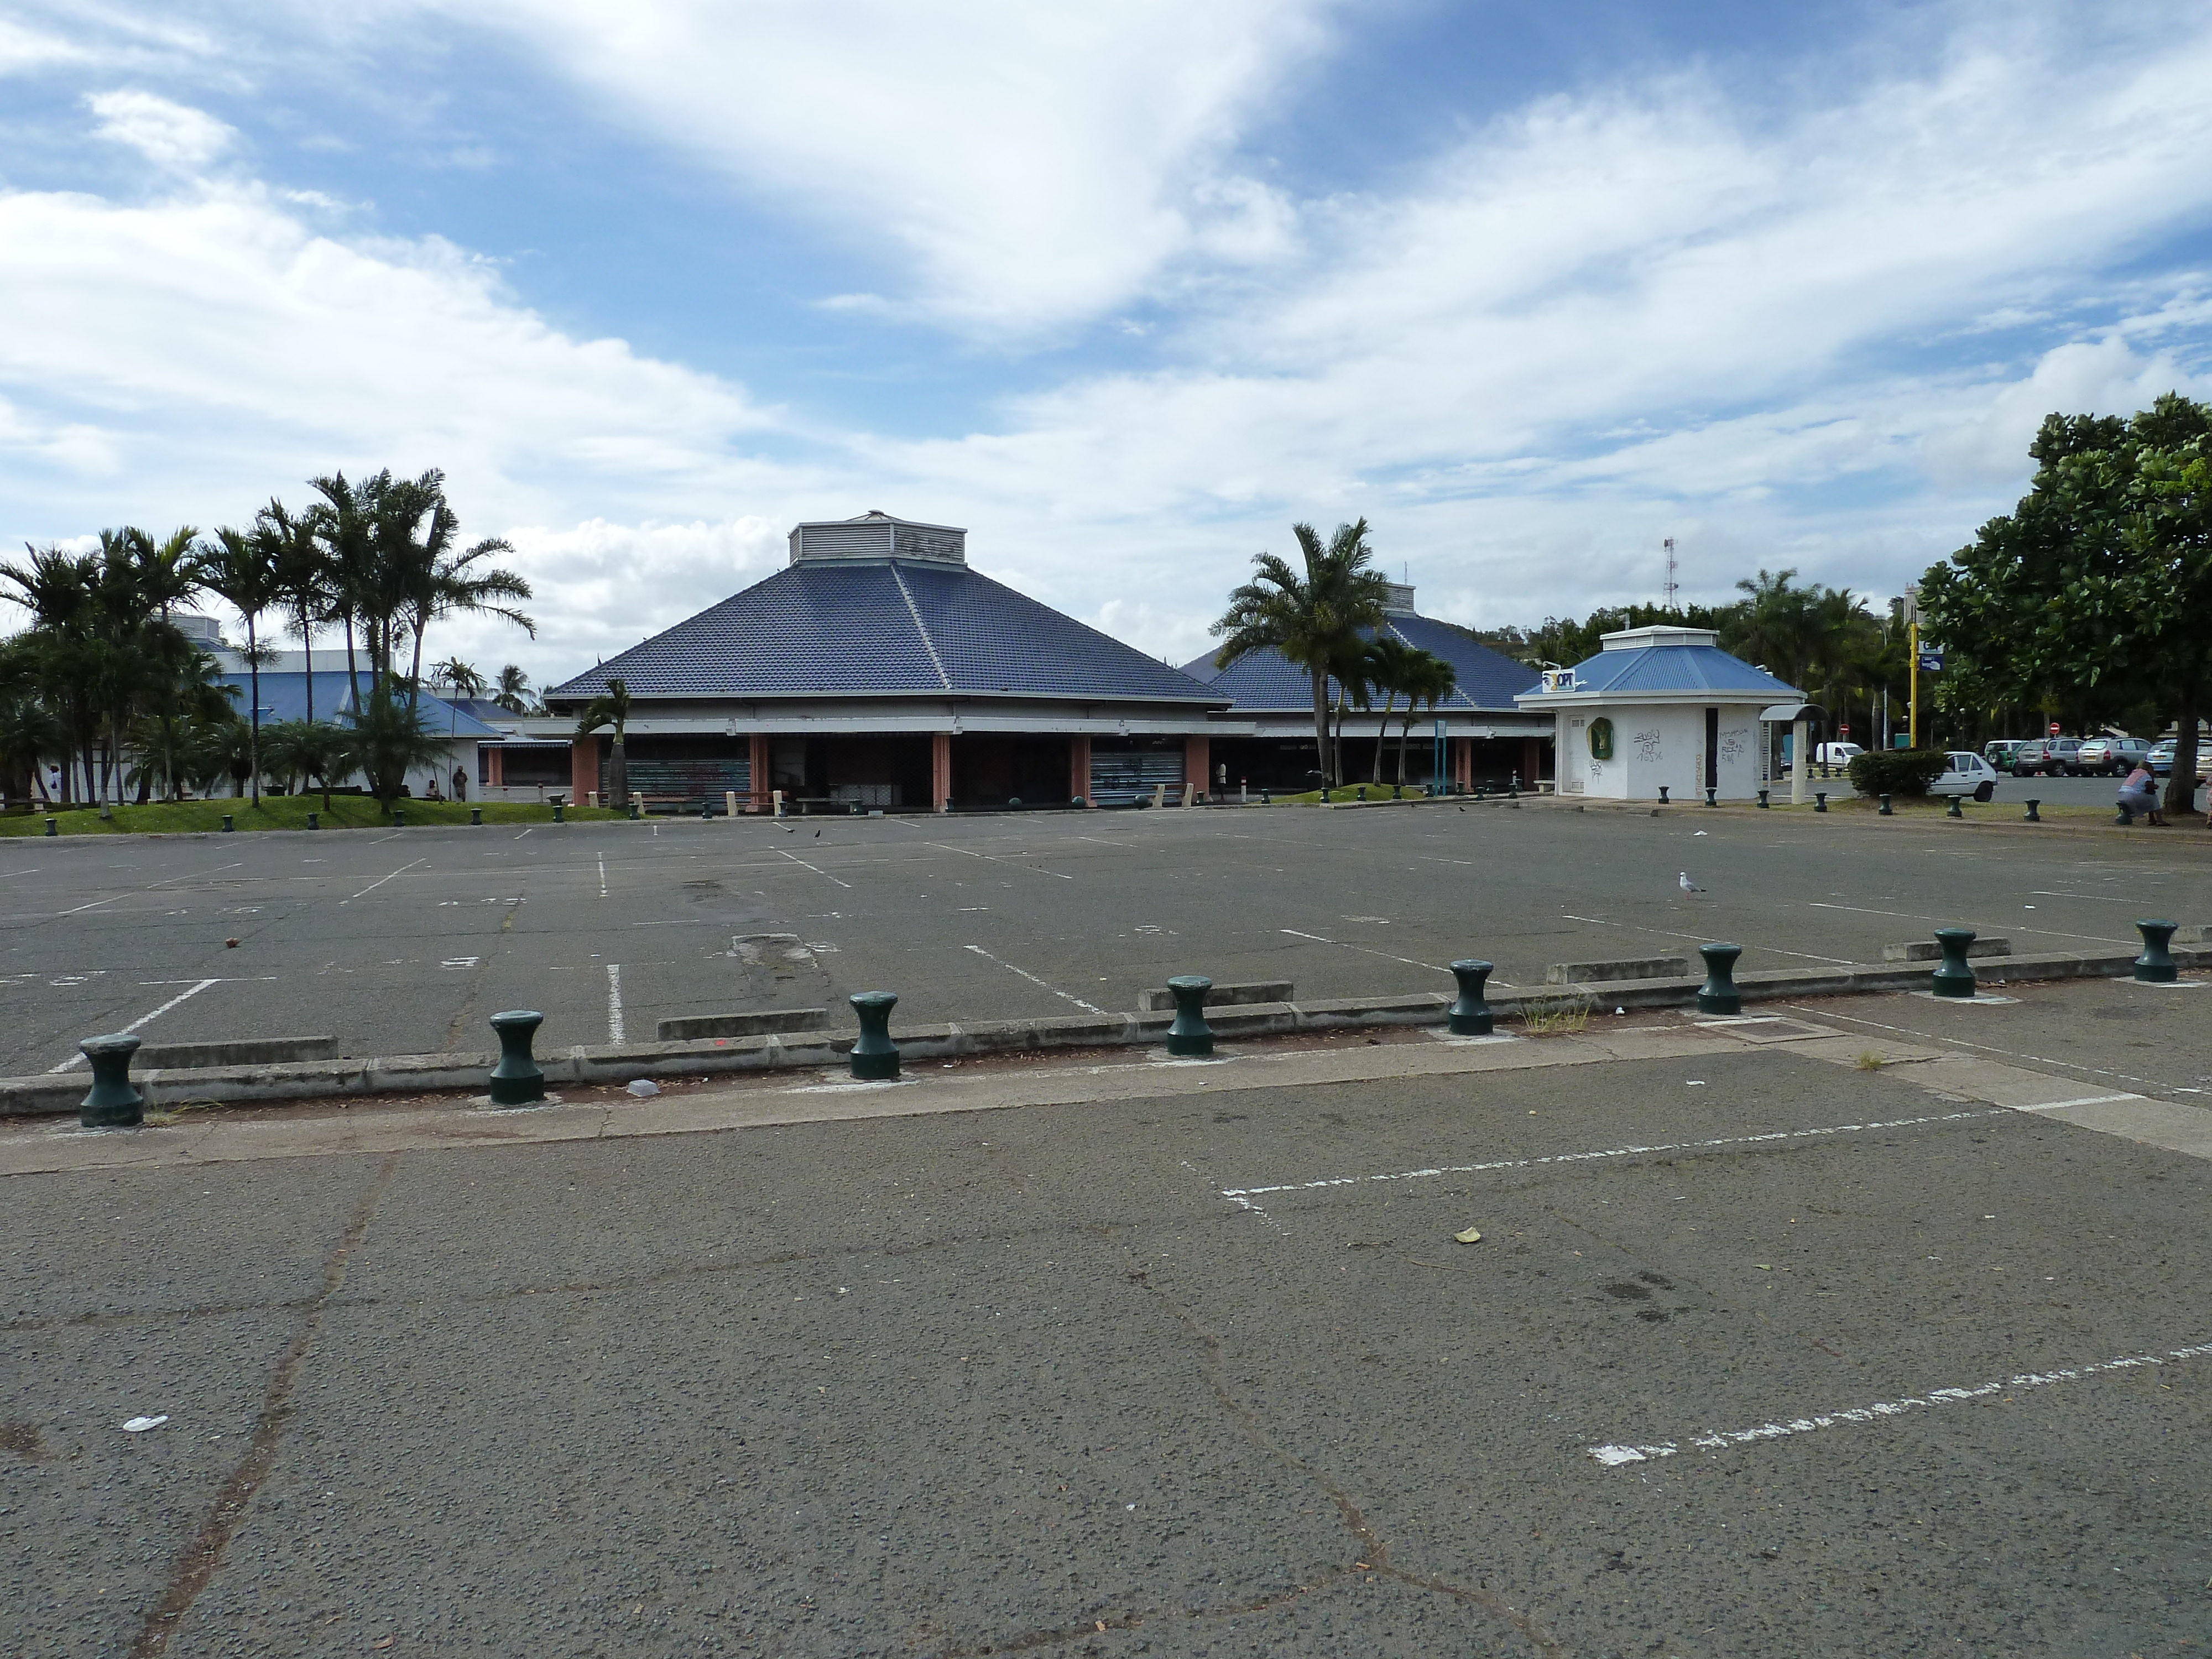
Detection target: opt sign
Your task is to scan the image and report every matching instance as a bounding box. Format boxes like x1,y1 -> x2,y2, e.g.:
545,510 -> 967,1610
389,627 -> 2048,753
2049,721 -> 2061,736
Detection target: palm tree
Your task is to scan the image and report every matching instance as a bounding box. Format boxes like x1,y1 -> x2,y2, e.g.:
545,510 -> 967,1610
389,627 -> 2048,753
1396,650 -> 1457,786
574,677 -> 632,808
494,663 -> 535,714
260,498 -> 330,726
1363,634 -> 1422,784
200,526 -> 285,807
338,681 -> 448,813
434,658 -> 487,700
309,469 -> 378,713
261,717 -> 345,810
1212,519 -> 1390,787
397,492 -> 533,725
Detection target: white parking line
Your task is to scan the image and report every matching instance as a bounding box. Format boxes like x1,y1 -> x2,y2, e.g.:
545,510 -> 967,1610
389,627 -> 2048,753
775,849 -> 853,889
962,945 -> 1104,1013
47,977 -> 221,1072
1217,1109 -> 2008,1207
1806,900 -> 2126,946
1590,1338 -> 2212,1467
1280,927 -> 1453,977
2010,1092 -> 2145,1113
342,858 -> 426,904
598,854 -> 608,899
606,963 -> 625,1043
925,842 -> 1074,880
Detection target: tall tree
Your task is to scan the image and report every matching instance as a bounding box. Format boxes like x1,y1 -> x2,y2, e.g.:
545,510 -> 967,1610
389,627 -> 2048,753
1919,395 -> 2212,816
259,498 -> 329,726
201,526 -> 285,807
574,678 -> 632,809
1211,519 -> 1389,787
493,663 -> 535,714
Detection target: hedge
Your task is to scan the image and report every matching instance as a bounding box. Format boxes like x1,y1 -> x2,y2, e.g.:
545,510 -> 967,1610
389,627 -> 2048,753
1846,749 -> 1949,797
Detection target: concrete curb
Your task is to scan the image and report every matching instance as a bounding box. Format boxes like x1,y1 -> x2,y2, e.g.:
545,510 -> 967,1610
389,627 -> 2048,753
6,950 -> 2204,1118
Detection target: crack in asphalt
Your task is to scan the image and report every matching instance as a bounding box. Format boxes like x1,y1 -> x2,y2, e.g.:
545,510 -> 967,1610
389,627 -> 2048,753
126,1152 -> 400,1658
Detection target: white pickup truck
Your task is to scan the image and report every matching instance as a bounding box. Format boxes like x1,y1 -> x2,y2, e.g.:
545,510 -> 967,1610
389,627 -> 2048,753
1931,750 -> 1999,802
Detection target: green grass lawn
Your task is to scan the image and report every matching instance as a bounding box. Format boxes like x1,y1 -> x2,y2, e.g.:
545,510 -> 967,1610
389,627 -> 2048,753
0,796 -> 629,836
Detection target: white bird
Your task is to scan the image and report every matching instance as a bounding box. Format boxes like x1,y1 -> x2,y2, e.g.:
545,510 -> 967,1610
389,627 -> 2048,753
1679,871 -> 1704,894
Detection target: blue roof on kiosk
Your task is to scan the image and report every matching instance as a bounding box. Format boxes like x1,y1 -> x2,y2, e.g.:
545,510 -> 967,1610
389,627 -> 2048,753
1181,609 -> 1540,714
1557,628 -> 1801,698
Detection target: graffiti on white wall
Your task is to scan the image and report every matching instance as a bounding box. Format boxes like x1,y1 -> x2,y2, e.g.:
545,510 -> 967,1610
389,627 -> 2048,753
1633,727 -> 1663,764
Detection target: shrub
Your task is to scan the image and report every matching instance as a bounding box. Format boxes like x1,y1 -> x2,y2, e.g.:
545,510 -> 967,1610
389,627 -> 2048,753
1846,749 -> 1948,797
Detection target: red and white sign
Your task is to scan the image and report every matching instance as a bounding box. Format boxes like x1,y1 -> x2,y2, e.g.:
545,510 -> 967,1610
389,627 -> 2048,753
2049,721 -> 2061,736
1839,723 -> 1850,736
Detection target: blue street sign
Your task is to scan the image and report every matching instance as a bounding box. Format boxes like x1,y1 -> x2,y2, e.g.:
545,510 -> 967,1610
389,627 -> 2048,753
1918,651 -> 1944,672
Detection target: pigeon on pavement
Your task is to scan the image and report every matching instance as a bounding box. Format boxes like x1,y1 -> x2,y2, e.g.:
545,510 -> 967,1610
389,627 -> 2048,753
1679,871 -> 1705,894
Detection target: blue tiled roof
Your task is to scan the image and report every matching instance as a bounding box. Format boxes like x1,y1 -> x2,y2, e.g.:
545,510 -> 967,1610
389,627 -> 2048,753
1180,615 -> 1541,714
219,672 -> 503,739
547,560 -> 1223,705
1563,644 -> 1799,698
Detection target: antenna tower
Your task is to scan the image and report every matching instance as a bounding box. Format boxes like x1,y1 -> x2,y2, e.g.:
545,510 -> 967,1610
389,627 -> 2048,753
1662,538 -> 1678,611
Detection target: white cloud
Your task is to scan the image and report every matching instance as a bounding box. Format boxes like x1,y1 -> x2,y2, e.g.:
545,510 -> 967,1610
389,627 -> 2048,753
425,0 -> 1337,333
86,88 -> 236,169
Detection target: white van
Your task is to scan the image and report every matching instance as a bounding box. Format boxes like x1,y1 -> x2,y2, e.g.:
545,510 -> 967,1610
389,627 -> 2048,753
1813,742 -> 1864,769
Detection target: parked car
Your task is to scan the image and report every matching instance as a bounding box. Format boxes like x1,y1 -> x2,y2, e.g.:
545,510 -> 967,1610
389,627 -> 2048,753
1814,741 -> 1864,770
2077,737 -> 2152,775
1932,752 -> 1999,802
1983,739 -> 2028,774
2148,739 -> 2209,784
2015,737 -> 2084,776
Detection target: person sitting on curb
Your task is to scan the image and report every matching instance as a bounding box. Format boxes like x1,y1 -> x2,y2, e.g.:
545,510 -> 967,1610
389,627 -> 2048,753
2116,759 -> 2164,826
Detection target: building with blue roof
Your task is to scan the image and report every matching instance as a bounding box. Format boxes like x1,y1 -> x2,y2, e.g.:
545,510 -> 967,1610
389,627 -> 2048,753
538,512 -> 1233,809
202,635 -> 506,801
1178,582 -> 1550,792
1514,625 -> 1803,802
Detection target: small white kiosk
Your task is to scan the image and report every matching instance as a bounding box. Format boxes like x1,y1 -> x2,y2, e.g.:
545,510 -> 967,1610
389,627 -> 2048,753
1515,625 -> 1803,802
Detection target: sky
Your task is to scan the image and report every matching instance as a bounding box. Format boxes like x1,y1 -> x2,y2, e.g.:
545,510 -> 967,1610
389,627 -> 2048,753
3,0 -> 2210,687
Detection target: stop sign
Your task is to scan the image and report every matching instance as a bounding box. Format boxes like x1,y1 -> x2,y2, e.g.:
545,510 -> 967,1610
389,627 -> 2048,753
2049,721 -> 2061,736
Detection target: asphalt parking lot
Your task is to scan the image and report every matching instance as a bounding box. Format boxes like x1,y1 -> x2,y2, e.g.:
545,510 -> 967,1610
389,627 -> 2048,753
3,802 -> 2209,1078
7,977 -> 2211,1657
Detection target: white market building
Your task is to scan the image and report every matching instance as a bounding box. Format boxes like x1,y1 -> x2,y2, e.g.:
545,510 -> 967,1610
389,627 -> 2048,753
1515,625 -> 1803,802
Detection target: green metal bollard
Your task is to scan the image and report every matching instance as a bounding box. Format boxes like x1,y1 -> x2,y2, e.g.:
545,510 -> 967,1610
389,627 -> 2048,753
848,992 -> 900,1081
1878,793 -> 1892,815
2024,799 -> 2041,822
552,802 -> 565,823
1355,786 -> 1366,802
79,1034 -> 145,1128
628,800 -> 641,821
470,805 -> 483,825
1756,789 -> 1769,809
44,816 -> 57,836
1696,943 -> 1743,1015
393,809 -> 405,827
1814,792 -> 1827,812
1165,975 -> 1214,1057
221,813 -> 234,832
2133,919 -> 2179,984
1704,787 -> 1717,807
1447,959 -> 1494,1035
1946,794 -> 1963,818
487,1010 -> 547,1105
1321,787 -> 1331,804
1931,927 -> 1978,998
307,811 -> 319,830
1657,785 -> 1670,805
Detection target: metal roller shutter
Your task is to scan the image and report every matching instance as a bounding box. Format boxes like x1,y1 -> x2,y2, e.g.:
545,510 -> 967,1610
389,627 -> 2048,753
1088,745 -> 1185,806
